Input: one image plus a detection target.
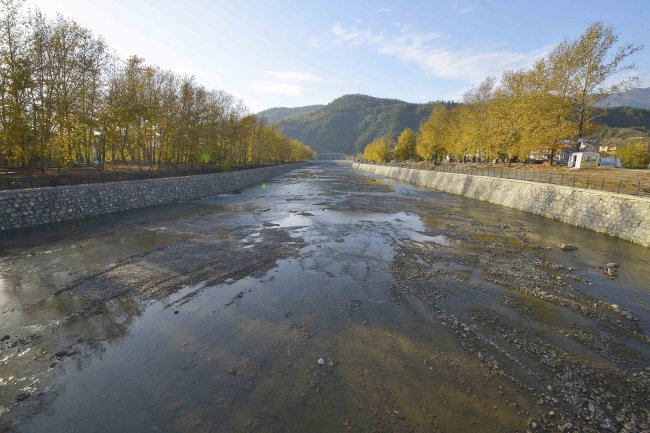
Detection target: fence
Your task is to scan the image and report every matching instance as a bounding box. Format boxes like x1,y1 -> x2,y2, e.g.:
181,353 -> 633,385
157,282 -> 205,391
0,163 -> 298,191
421,165 -> 650,197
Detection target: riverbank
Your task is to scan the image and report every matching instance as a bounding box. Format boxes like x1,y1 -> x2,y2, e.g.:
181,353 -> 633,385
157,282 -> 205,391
1,165 -> 648,432
0,163 -> 305,232
353,162 -> 650,247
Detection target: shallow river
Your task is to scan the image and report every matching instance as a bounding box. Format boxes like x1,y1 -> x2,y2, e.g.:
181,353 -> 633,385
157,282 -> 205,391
0,164 -> 648,433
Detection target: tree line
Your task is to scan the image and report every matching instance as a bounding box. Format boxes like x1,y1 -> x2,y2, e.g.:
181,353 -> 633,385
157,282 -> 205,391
0,0 -> 314,170
364,22 -> 644,166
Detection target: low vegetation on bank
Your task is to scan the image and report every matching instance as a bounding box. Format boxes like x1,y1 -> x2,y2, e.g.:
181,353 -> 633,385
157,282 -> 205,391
364,22 -> 648,167
0,1 -> 314,171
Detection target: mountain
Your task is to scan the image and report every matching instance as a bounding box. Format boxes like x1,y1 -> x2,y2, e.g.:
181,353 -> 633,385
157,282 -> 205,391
599,87 -> 650,110
259,94 -> 455,154
258,92 -> 650,155
258,105 -> 324,124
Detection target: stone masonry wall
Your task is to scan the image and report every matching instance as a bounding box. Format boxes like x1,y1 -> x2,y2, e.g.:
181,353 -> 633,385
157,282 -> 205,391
353,163 -> 650,247
0,163 -> 305,231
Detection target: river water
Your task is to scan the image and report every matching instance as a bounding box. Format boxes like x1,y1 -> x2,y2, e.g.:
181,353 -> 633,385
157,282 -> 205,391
1,164 -> 648,432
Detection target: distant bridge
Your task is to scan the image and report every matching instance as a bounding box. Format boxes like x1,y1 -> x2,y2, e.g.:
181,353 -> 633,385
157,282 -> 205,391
308,153 -> 354,162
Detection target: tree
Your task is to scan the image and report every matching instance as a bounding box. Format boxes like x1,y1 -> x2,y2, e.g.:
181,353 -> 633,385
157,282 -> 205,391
363,136 -> 393,163
0,1 -> 313,170
395,128 -> 417,161
618,137 -> 650,168
566,22 -> 643,141
417,107 -> 452,161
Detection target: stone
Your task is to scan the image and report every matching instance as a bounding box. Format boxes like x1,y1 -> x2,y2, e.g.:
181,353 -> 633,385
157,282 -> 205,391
559,243 -> 578,251
317,358 -> 325,366
393,410 -> 405,420
605,262 -> 619,269
15,392 -> 30,402
0,164 -> 303,232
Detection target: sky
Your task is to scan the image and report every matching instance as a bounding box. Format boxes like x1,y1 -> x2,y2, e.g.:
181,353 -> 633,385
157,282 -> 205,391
30,0 -> 650,112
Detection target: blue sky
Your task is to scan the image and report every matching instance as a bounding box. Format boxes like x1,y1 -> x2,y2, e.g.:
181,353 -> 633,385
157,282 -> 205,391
32,0 -> 649,112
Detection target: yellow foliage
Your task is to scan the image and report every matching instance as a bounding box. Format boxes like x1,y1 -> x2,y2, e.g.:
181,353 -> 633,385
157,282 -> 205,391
363,136 -> 394,163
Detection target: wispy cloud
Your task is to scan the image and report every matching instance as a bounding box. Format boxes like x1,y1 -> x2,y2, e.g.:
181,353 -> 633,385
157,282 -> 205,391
330,24 -> 551,83
458,6 -> 475,15
376,8 -> 392,13
249,70 -> 322,96
249,81 -> 303,96
266,70 -> 322,82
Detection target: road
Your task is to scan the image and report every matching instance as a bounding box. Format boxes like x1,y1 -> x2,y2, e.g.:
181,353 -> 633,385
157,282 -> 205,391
1,164 -> 649,432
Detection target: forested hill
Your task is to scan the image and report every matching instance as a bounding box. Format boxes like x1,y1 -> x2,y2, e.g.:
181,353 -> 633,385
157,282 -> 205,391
259,95 -> 456,154
258,93 -> 650,155
258,105 -> 324,124
600,87 -> 650,110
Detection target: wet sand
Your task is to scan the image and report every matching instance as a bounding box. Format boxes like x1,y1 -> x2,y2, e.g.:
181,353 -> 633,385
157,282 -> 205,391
1,165 -> 649,432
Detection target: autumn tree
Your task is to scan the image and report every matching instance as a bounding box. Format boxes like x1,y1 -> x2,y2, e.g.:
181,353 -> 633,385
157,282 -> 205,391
395,128 -> 417,161
618,137 -> 650,168
566,22 -> 642,142
363,136 -> 393,163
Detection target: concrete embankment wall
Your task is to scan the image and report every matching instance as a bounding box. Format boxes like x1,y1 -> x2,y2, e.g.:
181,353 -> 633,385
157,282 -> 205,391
353,163 -> 650,247
0,163 -> 305,231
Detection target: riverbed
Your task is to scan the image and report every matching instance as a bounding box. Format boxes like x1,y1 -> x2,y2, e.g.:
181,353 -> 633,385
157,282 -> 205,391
1,164 -> 648,432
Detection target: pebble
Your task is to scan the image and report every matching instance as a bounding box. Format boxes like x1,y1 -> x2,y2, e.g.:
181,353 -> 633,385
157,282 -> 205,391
15,392 -> 30,402
317,358 -> 325,366
393,410 -> 405,420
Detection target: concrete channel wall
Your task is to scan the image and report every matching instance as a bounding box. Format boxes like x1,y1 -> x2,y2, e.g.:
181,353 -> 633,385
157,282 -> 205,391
353,162 -> 650,247
0,163 -> 305,231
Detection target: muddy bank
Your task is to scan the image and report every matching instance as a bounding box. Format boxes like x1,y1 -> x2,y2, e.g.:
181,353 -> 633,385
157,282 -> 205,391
1,165 -> 649,432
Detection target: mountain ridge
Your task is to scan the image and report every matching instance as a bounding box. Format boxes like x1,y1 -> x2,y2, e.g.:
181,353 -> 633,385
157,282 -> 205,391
258,94 -> 455,154
258,89 -> 650,155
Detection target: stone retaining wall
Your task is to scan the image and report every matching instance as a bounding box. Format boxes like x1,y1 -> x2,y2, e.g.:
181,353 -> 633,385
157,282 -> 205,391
353,163 -> 650,247
0,163 -> 305,231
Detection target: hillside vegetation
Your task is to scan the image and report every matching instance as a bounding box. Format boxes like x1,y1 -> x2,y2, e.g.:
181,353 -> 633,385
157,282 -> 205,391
260,95 -> 455,155
600,87 -> 650,110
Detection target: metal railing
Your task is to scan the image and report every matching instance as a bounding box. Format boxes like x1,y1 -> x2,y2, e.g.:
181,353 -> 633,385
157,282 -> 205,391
426,165 -> 650,197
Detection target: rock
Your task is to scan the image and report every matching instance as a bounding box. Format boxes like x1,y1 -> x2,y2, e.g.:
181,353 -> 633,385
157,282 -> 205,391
231,189 -> 241,194
15,392 -> 30,402
317,358 -> 325,366
393,410 -> 405,420
605,262 -> 619,269
606,267 -> 616,278
1,335 -> 9,341
588,402 -> 595,412
559,243 -> 578,251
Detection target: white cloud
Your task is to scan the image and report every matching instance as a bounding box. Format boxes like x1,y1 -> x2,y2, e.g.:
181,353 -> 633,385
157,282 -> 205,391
249,81 -> 303,96
458,6 -> 475,15
330,24 -> 551,83
249,70 -> 323,96
266,70 -> 322,82
376,8 -> 392,13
